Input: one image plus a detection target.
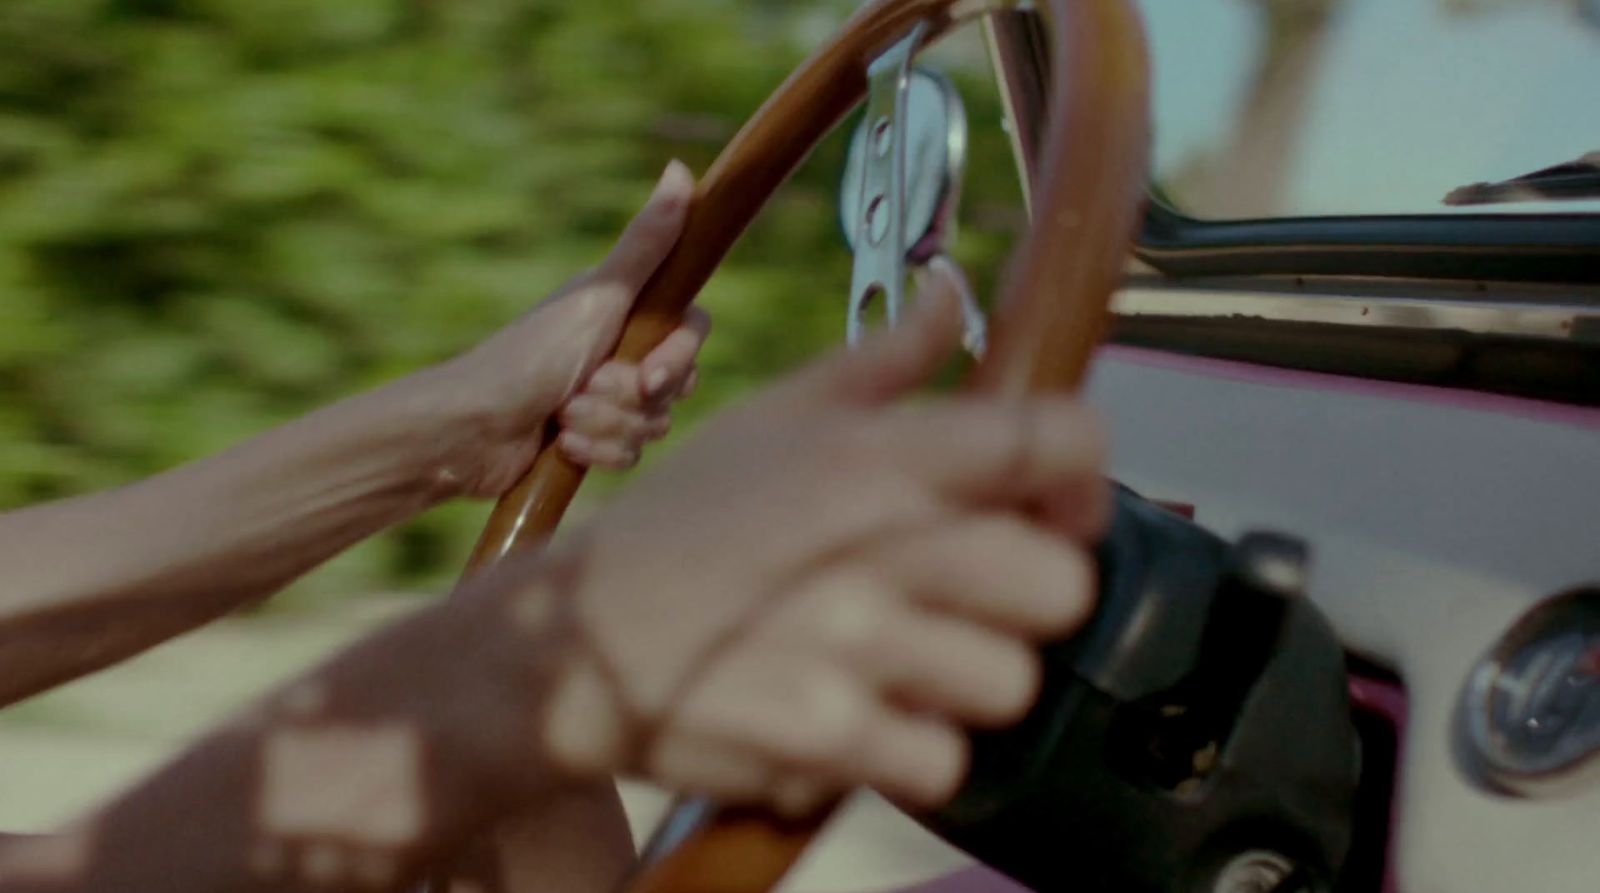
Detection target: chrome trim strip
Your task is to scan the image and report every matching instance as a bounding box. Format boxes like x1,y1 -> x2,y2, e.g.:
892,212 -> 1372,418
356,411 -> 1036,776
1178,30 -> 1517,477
981,8 -> 1051,216
1112,286 -> 1600,345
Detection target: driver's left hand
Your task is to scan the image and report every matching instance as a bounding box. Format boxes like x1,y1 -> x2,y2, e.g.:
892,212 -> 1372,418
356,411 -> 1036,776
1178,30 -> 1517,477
424,160 -> 708,495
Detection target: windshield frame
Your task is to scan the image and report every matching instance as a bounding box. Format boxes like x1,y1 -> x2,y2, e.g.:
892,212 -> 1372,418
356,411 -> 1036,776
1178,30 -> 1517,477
985,9 -> 1600,287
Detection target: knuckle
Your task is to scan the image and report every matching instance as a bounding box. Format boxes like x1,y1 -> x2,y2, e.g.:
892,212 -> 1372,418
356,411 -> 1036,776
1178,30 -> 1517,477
603,448 -> 640,470
593,362 -> 637,393
569,281 -> 618,317
984,646 -> 1044,726
564,419 -> 604,443
1012,542 -> 1093,634
557,440 -> 592,464
625,411 -> 657,438
786,671 -> 868,769
1048,548 -> 1098,634
811,581 -> 891,660
919,728 -> 971,806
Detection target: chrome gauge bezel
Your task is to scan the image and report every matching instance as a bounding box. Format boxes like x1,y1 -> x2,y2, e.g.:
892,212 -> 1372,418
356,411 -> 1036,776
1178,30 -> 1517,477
1459,588 -> 1600,796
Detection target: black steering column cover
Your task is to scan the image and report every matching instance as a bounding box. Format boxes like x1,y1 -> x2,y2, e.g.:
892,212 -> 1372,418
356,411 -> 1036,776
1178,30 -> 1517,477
924,489 -> 1361,893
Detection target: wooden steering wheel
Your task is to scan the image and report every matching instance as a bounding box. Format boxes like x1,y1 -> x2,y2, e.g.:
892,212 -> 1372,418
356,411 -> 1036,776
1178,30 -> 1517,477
452,1 -> 1150,891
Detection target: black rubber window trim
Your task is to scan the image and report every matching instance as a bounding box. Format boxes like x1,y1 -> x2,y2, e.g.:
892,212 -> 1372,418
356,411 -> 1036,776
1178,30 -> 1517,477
1136,200 -> 1600,285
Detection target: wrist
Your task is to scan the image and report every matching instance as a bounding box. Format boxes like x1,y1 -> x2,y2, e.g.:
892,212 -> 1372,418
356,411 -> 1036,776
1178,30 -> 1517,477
369,362 -> 507,502
401,351 -> 567,500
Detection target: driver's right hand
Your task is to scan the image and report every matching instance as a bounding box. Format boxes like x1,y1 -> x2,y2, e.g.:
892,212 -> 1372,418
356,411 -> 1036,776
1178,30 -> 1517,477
479,270 -> 1109,813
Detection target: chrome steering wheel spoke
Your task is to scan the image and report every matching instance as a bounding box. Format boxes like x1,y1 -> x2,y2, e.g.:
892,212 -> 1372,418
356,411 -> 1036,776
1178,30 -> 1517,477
845,24 -> 929,346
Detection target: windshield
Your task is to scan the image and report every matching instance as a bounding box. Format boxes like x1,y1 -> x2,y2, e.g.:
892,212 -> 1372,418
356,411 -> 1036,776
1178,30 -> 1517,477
1140,0 -> 1600,219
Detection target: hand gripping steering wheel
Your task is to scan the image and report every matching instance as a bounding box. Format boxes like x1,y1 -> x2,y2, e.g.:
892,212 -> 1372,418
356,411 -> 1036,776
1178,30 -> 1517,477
453,2 -> 1150,892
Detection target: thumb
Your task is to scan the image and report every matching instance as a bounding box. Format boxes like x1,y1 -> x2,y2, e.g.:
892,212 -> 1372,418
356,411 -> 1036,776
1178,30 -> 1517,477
541,161 -> 694,395
593,160 -> 695,296
783,265 -> 966,406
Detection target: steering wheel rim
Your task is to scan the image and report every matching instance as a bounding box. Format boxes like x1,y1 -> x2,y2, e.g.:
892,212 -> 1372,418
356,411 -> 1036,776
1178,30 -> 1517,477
462,0 -> 1148,570
451,0 -> 1150,891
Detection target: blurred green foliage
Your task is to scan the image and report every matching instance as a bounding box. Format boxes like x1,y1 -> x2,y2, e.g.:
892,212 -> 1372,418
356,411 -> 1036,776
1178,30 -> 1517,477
0,0 -> 1025,599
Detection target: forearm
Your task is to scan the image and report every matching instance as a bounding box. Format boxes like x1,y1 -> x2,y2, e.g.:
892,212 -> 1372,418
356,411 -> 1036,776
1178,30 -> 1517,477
0,369 -> 482,706
0,558 -> 569,893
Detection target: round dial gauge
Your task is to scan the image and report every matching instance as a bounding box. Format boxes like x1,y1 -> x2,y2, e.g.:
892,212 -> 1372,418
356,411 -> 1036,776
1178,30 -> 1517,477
1461,589 -> 1600,793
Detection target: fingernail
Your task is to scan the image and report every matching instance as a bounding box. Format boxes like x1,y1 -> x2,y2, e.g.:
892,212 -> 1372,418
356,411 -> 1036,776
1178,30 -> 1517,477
645,367 -> 671,397
563,396 -> 595,420
559,432 -> 592,454
651,159 -> 690,208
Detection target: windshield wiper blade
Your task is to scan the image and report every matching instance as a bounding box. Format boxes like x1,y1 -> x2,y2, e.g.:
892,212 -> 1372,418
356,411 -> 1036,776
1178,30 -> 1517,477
1444,151 -> 1600,206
